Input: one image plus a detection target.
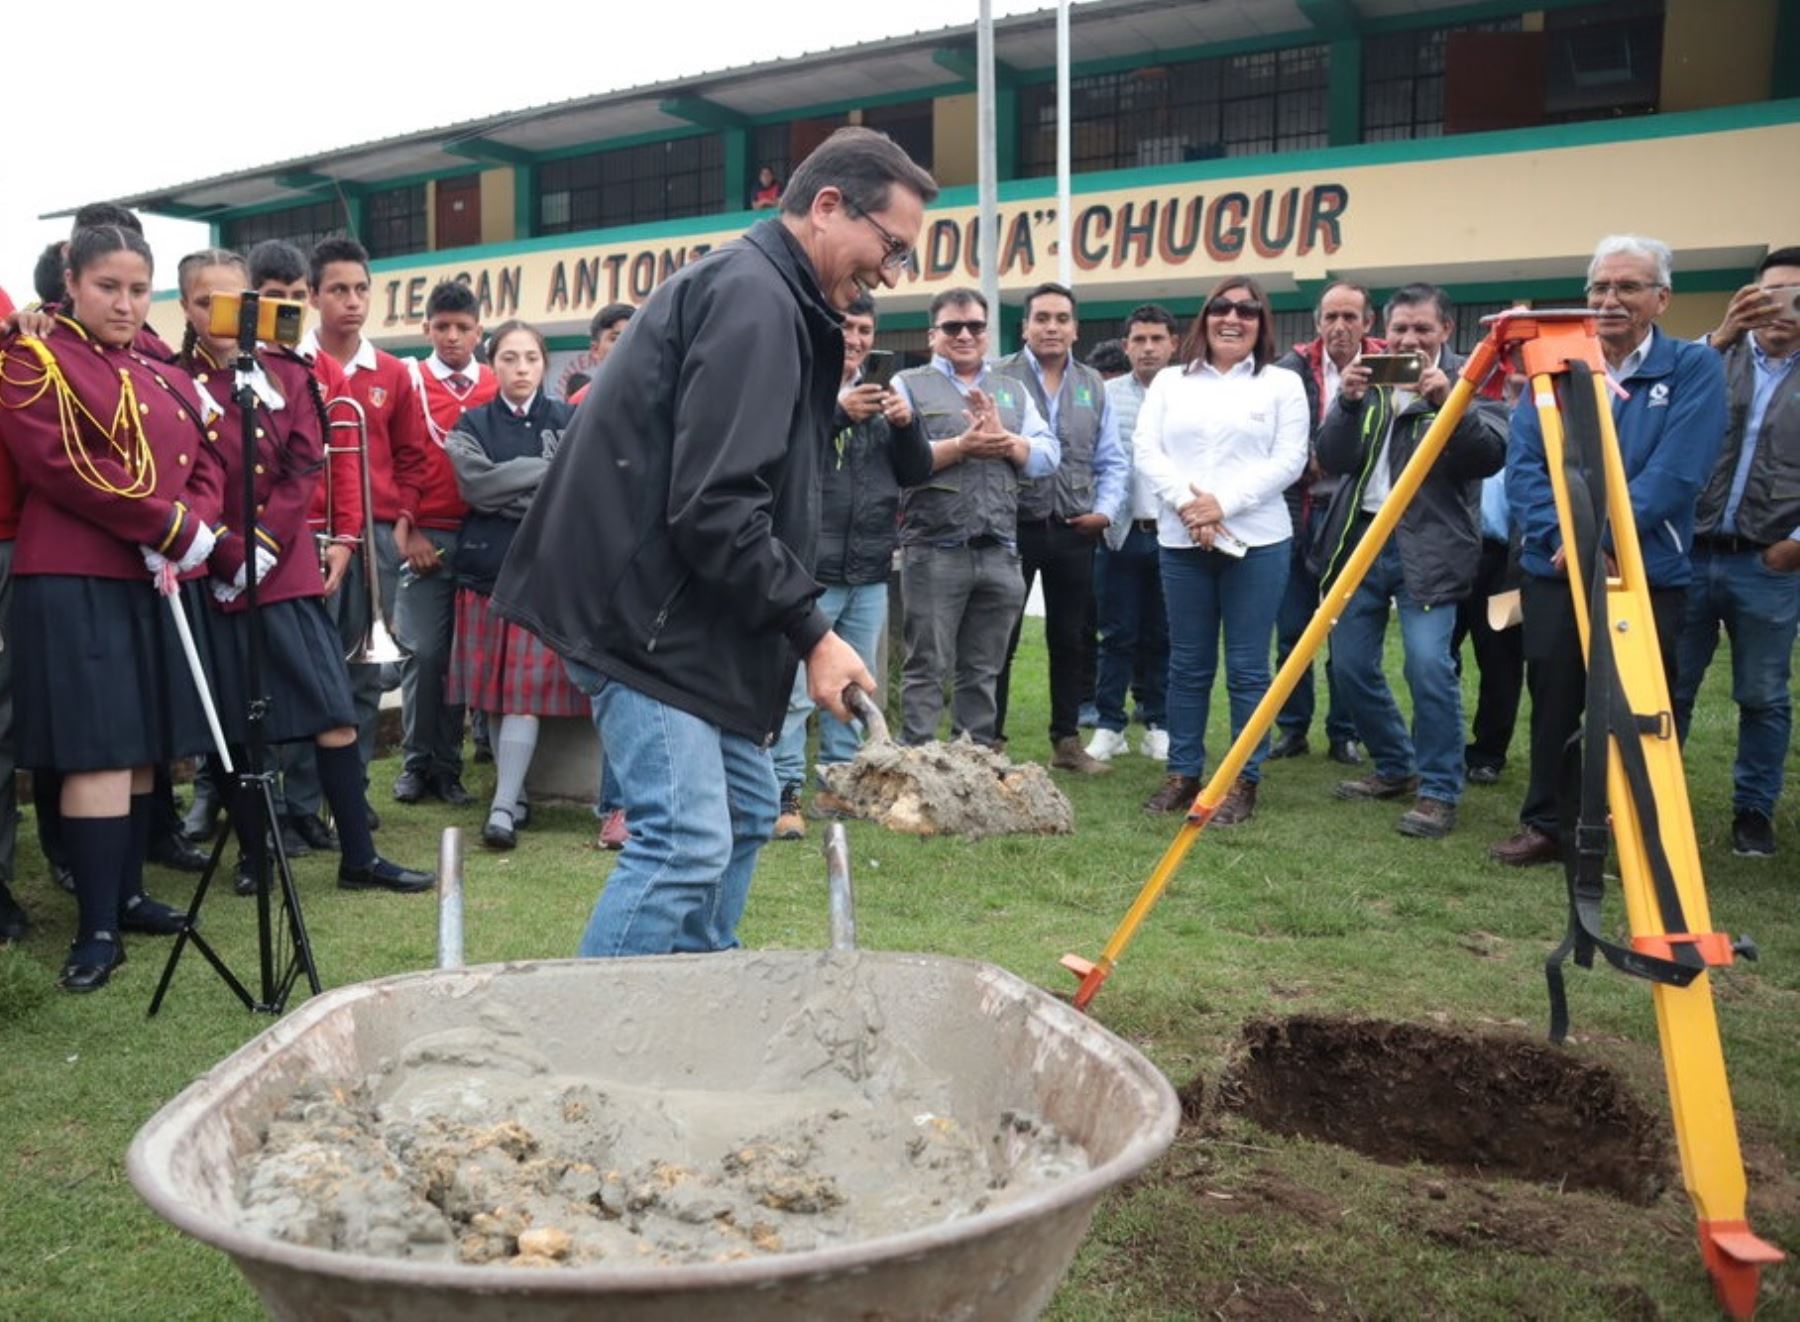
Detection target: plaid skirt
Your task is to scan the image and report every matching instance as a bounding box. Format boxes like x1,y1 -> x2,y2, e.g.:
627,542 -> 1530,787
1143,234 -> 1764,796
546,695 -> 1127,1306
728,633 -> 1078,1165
447,588 -> 588,717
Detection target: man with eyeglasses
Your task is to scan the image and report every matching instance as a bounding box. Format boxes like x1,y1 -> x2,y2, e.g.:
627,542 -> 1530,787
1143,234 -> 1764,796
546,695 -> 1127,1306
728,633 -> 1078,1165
1490,234 -> 1727,867
890,287 -> 1059,747
495,128 -> 938,956
991,282 -> 1127,774
1672,246 -> 1800,857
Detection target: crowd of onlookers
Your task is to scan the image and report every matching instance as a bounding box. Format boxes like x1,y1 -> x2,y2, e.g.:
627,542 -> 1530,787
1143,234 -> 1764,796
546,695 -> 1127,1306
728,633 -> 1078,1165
0,158 -> 1791,993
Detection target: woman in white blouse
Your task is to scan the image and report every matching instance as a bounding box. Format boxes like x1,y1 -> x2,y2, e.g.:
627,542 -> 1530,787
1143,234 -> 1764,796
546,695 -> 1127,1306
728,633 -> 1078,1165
1132,276 -> 1309,823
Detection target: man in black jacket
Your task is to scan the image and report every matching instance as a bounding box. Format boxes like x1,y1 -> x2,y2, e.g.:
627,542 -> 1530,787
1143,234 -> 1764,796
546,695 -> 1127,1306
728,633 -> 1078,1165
495,128 -> 937,957
1312,283 -> 1506,839
770,293 -> 930,838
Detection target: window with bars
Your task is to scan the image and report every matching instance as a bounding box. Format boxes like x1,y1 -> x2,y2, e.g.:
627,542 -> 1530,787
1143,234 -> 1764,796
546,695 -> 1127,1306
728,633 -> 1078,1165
1018,45 -> 1330,177
363,184 -> 426,259
862,100 -> 935,173
1544,0 -> 1663,122
223,198 -> 348,255
1362,20 -> 1522,142
536,135 -> 726,236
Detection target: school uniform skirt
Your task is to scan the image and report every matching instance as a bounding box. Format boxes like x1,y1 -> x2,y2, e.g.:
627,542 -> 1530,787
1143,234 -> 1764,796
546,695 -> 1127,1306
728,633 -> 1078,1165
13,574 -> 219,772
203,594 -> 358,746
447,587 -> 587,717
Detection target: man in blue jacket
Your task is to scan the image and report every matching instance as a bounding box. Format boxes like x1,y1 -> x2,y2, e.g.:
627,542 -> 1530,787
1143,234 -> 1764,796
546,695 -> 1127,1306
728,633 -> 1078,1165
1489,235 -> 1728,866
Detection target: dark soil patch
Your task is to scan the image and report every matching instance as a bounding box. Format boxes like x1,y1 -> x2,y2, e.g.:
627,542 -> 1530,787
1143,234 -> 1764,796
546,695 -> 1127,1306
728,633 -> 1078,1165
1219,1015 -> 1670,1204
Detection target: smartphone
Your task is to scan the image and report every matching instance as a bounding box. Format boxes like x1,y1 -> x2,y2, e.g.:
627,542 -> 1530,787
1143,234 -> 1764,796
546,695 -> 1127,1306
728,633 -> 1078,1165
860,350 -> 899,390
1212,531 -> 1248,559
1360,352 -> 1425,387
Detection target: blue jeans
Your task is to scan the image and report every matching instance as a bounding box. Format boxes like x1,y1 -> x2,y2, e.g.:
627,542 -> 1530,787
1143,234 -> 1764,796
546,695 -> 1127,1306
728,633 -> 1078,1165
1332,539 -> 1464,804
1274,504 -> 1357,744
565,660 -> 624,816
1159,541 -> 1289,781
772,582 -> 887,789
1094,526 -> 1168,732
572,677 -> 778,956
1673,545 -> 1800,818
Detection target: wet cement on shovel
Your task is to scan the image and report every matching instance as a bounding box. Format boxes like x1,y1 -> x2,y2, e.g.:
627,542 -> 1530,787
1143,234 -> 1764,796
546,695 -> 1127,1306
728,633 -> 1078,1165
238,959 -> 1089,1268
820,735 -> 1074,840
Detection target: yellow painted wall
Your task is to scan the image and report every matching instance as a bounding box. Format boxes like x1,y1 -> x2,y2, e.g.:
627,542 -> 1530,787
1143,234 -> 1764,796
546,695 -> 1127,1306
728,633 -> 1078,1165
1664,290 -> 1731,341
1660,0 -> 1777,111
481,169 -> 516,245
933,94 -> 978,189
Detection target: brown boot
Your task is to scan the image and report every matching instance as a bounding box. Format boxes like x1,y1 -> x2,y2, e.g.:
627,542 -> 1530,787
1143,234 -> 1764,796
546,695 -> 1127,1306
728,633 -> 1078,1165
1051,735 -> 1113,775
1210,776 -> 1258,827
1333,771 -> 1420,801
1144,773 -> 1202,814
1396,795 -> 1456,839
774,785 -> 807,840
1487,825 -> 1562,866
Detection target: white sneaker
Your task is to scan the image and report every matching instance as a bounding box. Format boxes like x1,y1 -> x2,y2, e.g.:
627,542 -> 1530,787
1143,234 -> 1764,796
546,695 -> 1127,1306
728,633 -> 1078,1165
1084,727 -> 1130,762
1139,727 -> 1170,762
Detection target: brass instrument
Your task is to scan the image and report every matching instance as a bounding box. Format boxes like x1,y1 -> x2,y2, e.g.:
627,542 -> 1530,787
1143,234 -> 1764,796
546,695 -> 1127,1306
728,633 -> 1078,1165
321,396 -> 405,665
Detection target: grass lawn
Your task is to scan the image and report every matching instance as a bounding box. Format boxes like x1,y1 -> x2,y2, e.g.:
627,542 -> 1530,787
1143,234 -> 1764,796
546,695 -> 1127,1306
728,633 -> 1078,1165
1,630 -> 1795,1320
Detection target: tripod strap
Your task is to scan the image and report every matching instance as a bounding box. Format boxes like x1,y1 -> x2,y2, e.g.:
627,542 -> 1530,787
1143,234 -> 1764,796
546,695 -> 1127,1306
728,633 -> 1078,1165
1545,361 -> 1705,1044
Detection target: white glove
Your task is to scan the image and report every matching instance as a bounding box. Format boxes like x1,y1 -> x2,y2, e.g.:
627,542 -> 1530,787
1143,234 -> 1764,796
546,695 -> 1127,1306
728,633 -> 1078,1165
212,580 -> 244,605
141,546 -> 171,577
173,521 -> 218,574
233,545 -> 278,590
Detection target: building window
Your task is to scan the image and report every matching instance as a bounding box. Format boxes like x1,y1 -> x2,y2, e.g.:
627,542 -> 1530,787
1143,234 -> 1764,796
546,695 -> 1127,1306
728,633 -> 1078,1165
1544,0 -> 1663,122
1018,45 -> 1330,177
364,184 -> 426,259
536,135 -> 725,235
1362,19 -> 1522,142
223,198 -> 348,255
863,100 -> 935,173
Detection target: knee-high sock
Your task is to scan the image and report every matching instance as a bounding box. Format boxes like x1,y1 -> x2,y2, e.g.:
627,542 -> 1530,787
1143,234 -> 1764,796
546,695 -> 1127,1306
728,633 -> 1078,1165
492,715 -> 539,821
66,815 -> 130,943
121,792 -> 153,906
316,742 -> 375,868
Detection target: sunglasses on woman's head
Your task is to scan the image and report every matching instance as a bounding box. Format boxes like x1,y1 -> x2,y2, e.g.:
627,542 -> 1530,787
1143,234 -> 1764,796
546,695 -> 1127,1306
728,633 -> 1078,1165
1206,298 -> 1262,319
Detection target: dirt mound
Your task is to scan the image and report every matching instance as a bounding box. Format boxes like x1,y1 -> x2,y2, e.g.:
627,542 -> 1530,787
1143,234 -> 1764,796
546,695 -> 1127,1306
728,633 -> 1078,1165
1219,1015 -> 1669,1203
820,735 -> 1073,839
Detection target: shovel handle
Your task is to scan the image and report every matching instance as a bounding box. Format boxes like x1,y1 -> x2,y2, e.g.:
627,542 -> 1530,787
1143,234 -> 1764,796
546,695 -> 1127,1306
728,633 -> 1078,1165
842,684 -> 889,744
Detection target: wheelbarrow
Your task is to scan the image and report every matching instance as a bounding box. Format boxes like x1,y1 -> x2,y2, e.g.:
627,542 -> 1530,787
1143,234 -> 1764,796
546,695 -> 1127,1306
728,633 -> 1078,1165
128,827 -> 1179,1320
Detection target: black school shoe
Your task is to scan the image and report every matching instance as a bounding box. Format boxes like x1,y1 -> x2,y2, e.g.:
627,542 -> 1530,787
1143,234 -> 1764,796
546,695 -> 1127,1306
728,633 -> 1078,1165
482,809 -> 518,851
287,813 -> 339,853
148,833 -> 210,873
338,857 -> 434,893
429,776 -> 476,808
119,894 -> 188,935
0,884 -> 29,942
59,933 -> 126,993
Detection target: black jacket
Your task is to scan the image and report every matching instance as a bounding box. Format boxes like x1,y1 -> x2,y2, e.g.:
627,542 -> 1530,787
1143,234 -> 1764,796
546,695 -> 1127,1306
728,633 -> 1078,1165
815,393 -> 932,586
1308,348 -> 1507,608
449,393 -> 574,595
492,220 -> 843,742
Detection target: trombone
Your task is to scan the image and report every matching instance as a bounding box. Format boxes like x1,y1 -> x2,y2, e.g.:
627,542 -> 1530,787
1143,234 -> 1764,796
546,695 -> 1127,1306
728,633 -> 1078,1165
320,396 -> 405,665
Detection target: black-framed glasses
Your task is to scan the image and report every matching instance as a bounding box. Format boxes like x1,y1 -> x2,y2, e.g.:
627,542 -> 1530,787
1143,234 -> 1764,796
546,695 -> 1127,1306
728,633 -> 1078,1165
850,208 -> 913,270
933,319 -> 987,339
1585,281 -> 1664,298
1206,298 -> 1263,319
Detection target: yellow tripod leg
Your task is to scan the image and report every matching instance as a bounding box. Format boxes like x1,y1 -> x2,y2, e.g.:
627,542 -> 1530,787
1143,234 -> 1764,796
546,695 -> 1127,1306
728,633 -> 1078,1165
1537,369 -> 1783,1318
1063,354 -> 1498,1009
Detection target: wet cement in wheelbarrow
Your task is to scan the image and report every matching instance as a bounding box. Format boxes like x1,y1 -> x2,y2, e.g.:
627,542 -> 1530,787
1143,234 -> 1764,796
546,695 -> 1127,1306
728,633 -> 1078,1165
1217,1015 -> 1669,1203
819,735 -> 1073,839
238,964 -> 1089,1268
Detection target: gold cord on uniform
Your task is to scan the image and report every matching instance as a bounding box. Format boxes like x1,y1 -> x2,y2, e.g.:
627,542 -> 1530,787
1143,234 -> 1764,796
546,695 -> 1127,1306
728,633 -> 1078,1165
0,330 -> 158,499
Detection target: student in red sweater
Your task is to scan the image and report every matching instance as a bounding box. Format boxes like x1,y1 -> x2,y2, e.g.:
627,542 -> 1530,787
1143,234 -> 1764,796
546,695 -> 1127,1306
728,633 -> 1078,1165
391,281 -> 496,806
298,238 -> 426,803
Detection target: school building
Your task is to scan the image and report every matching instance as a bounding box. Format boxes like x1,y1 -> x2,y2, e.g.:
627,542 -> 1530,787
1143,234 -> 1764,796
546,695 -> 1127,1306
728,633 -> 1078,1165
123,0 -> 1799,392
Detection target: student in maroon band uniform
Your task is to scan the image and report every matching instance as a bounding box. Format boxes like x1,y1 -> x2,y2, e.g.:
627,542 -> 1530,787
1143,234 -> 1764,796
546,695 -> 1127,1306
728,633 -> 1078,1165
173,250 -> 432,898
298,238 -> 423,805
391,281 -> 497,808
0,282 -> 24,943
443,321 -> 583,849
0,225 -> 224,993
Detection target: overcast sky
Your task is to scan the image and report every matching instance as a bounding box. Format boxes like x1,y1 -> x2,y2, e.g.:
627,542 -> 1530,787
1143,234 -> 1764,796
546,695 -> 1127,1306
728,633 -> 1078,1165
1,0 -> 1055,302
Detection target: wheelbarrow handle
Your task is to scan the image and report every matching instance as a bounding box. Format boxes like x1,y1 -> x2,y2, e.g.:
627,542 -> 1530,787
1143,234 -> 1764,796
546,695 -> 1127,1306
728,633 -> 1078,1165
823,822 -> 858,952
842,684 -> 890,744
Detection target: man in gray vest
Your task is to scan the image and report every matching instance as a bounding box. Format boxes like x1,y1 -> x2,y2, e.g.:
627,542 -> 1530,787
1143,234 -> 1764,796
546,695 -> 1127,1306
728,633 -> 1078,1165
1675,245 -> 1800,857
991,283 -> 1128,773
891,287 -> 1059,747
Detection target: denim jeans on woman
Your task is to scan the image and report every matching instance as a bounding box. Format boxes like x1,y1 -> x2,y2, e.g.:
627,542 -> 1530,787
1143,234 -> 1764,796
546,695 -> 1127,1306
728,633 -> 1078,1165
772,582 -> 887,790
1331,538 -> 1465,804
1159,540 -> 1289,782
564,663 -> 777,957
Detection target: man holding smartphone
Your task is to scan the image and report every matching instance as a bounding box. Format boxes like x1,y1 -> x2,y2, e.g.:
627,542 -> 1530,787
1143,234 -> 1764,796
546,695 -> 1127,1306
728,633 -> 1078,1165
1312,283 -> 1507,839
771,294 -> 930,838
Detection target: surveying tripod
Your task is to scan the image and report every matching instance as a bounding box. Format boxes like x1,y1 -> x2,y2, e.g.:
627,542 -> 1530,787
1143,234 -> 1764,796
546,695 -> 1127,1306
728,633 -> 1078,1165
1060,310 -> 1783,1316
